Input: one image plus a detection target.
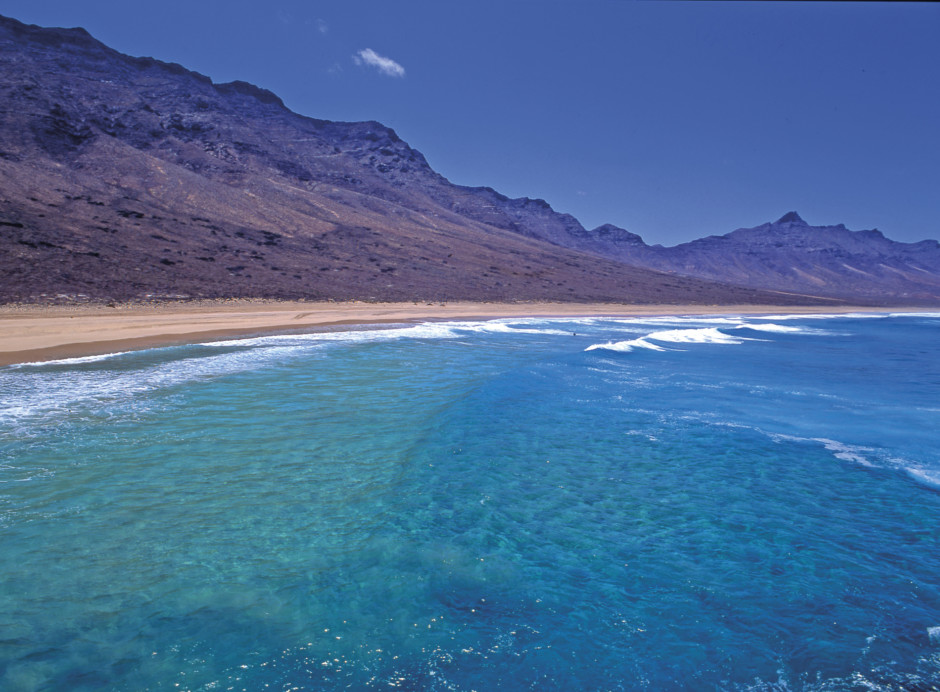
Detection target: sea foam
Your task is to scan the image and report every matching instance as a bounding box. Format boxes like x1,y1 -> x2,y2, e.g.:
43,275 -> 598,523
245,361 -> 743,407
586,326 -> 746,352
769,433 -> 940,491
8,350 -> 137,368
906,467 -> 940,491
0,344 -> 314,424
0,318 -> 575,423
769,433 -> 877,467
585,337 -> 667,353
737,323 -> 808,333
645,326 -> 746,344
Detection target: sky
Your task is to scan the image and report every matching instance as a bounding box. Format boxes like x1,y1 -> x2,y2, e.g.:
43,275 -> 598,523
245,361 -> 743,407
3,1 -> 938,246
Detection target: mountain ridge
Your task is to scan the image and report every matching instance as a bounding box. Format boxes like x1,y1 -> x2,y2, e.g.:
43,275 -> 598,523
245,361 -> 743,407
1,14 -> 937,306
548,213 -> 940,304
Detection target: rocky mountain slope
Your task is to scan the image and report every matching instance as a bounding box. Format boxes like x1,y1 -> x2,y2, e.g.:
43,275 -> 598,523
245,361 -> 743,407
544,212 -> 940,305
1,14 -> 804,306
1,14 -> 935,306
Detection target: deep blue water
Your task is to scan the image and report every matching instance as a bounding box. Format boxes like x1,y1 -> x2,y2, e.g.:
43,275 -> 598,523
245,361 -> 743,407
1,312 -> 939,691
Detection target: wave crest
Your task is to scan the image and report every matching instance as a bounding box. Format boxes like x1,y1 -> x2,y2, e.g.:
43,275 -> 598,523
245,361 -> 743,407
586,326 -> 745,352
585,338 -> 667,353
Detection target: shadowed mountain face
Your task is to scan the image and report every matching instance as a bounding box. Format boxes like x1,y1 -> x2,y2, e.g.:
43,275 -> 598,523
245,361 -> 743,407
0,15 -> 934,306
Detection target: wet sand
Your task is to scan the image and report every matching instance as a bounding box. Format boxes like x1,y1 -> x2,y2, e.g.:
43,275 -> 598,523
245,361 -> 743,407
0,300 -> 930,366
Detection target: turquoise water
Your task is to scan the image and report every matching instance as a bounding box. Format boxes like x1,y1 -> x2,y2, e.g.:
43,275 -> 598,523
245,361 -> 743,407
1,313 -> 939,690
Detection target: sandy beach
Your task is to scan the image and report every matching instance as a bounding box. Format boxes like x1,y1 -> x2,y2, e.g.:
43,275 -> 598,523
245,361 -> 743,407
0,300 -> 932,367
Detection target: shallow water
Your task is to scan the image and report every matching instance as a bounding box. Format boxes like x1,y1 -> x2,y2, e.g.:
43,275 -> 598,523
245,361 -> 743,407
1,313 -> 939,690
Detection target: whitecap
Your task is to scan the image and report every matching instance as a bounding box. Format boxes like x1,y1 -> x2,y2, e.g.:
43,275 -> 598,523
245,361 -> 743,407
202,321 -> 466,349
202,318 -> 586,351
888,312 -> 940,319
768,434 -> 877,467
607,315 -> 747,328
736,323 -> 808,334
645,327 -> 746,345
814,438 -> 876,466
0,344 -> 318,425
906,467 -> 940,491
0,317 -> 596,424
453,319 -> 573,336
769,434 -> 940,493
585,338 -> 667,353
585,326 -> 748,352
8,350 -> 137,368
826,447 -> 940,493
751,312 -> 889,321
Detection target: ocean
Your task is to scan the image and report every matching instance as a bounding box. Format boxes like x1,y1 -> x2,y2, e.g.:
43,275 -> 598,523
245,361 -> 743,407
1,312 -> 938,691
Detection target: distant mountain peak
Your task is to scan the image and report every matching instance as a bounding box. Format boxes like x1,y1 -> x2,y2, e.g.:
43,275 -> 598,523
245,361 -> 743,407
775,211 -> 807,225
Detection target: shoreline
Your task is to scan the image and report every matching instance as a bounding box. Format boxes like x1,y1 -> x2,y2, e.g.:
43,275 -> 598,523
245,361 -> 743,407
1,300 -> 936,367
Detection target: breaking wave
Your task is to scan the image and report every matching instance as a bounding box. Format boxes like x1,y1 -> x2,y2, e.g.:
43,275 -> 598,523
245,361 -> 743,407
586,326 -> 748,352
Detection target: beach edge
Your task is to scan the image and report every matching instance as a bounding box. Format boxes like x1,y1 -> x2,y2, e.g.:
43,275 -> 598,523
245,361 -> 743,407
2,300 -> 936,367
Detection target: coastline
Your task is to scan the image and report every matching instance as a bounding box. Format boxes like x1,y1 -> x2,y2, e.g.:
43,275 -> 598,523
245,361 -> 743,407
1,300 -> 935,367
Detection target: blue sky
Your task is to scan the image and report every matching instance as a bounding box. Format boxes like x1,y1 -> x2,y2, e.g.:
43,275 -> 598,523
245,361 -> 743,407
3,1 -> 938,246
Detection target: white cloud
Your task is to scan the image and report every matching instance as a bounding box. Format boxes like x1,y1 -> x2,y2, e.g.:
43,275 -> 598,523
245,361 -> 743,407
354,48 -> 406,78
317,19 -> 328,35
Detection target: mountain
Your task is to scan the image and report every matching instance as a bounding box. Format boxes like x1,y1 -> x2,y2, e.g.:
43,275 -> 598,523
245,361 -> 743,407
2,14 -> 809,306
544,212 -> 940,305
1,15 -> 935,307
